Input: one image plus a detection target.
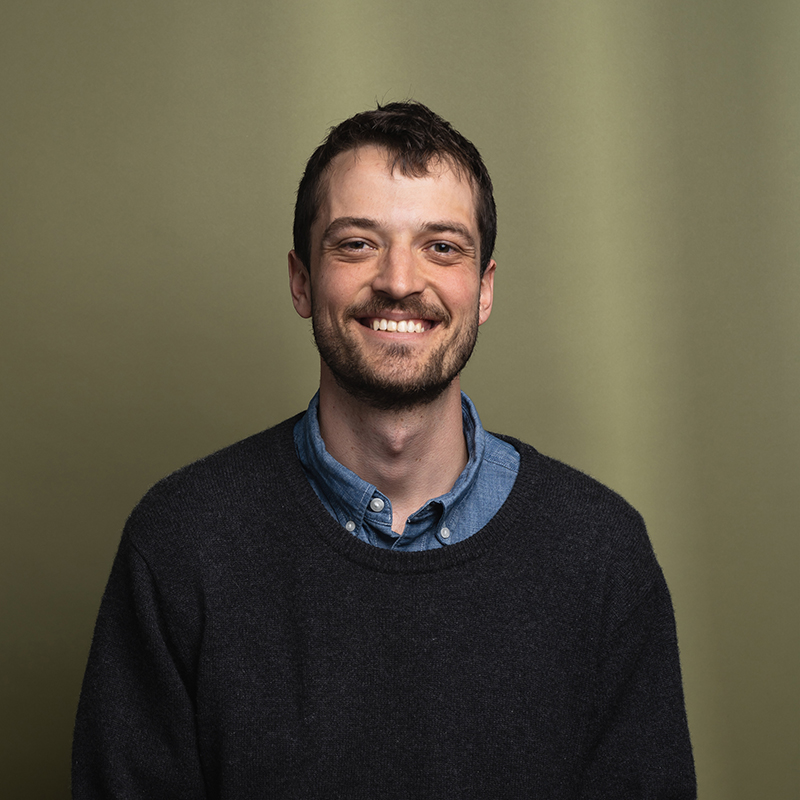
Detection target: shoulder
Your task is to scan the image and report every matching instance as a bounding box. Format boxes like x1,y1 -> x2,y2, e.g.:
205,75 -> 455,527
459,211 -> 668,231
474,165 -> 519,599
492,434 -> 660,603
122,414 -> 304,562
495,434 -> 644,527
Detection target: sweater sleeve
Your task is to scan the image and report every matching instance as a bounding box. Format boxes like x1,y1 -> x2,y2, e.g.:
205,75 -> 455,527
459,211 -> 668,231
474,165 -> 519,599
578,570 -> 696,799
72,531 -> 207,799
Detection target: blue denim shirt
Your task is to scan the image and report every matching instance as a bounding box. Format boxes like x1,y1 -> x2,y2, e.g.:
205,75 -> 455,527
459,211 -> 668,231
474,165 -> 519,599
293,392 -> 520,551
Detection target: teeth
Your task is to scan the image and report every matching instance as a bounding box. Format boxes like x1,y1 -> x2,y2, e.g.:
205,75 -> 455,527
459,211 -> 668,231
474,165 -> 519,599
370,319 -> 425,333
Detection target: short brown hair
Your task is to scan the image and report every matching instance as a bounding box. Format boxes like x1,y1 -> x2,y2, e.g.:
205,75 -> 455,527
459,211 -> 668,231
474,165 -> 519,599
293,101 -> 496,275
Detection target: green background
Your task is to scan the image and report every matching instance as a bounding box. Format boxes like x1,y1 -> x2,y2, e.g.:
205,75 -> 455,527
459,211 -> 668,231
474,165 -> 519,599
2,1 -> 798,797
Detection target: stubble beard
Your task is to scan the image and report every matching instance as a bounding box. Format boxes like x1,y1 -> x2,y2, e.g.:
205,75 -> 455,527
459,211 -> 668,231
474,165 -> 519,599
311,299 -> 480,412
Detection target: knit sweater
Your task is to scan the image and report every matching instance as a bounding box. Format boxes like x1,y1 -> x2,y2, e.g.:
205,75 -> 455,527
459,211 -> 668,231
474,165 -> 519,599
73,416 -> 696,799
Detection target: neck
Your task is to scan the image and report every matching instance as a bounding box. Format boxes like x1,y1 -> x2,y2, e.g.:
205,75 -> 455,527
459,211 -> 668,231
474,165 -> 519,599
316,368 -> 468,532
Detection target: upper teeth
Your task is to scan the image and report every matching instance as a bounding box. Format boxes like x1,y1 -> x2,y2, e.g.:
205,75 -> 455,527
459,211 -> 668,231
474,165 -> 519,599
371,319 -> 425,333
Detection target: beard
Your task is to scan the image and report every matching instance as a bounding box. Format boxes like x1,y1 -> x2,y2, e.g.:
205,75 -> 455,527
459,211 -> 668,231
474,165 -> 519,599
311,297 -> 480,411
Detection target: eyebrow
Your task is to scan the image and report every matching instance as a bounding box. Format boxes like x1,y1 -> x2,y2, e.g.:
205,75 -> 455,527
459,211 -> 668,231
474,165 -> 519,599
425,222 -> 476,250
321,217 -> 477,250
321,217 -> 380,244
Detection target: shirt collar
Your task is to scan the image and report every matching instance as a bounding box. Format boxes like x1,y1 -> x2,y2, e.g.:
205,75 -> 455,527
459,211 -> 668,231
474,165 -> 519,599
294,391 -> 488,534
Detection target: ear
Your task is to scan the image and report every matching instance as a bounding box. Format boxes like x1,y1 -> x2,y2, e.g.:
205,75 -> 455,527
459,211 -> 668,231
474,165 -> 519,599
288,250 -> 312,319
478,259 -> 496,325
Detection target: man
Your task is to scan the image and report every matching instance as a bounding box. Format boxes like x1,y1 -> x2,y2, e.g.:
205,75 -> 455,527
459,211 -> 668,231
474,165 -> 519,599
73,102 -> 695,798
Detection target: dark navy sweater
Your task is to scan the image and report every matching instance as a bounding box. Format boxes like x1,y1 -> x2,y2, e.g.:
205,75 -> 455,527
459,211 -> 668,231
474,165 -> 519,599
73,416 -> 695,798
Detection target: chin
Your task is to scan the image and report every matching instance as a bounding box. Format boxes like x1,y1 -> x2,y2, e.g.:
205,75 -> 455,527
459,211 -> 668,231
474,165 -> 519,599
313,314 -> 478,411
331,374 -> 456,411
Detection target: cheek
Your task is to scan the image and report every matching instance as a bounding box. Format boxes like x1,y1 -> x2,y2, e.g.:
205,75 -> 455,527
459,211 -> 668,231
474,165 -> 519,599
433,269 -> 482,304
444,284 -> 482,316
311,282 -> 358,325
311,276 -> 344,308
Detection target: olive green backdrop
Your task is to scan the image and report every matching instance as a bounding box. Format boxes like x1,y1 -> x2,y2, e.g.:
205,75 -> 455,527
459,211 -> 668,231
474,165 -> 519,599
2,1 -> 798,797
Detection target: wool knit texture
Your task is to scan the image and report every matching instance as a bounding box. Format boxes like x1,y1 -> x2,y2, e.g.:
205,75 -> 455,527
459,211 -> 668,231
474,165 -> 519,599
73,416 -> 696,799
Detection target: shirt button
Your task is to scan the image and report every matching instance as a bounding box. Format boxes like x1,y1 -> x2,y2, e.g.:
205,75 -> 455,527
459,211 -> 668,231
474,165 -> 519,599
369,497 -> 385,513
345,520 -> 356,532
440,526 -> 451,539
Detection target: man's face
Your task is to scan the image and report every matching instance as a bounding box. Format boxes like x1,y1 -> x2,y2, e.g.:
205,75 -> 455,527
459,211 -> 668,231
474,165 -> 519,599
289,145 -> 495,410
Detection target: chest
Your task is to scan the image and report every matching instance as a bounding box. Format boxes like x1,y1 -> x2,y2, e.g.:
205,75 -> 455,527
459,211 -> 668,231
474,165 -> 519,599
191,549 -> 601,797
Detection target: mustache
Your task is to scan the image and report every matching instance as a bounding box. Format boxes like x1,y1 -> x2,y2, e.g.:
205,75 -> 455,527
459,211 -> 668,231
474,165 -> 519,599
346,297 -> 450,325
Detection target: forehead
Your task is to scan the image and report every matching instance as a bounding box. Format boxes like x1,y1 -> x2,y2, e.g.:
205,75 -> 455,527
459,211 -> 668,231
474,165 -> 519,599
316,145 -> 478,229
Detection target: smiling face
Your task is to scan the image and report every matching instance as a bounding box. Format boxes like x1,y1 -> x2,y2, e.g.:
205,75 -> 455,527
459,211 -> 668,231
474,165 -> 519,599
289,145 -> 495,411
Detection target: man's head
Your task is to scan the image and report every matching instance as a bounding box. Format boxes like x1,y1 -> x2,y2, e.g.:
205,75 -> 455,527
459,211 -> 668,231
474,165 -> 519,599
293,101 -> 496,276
289,103 -> 496,411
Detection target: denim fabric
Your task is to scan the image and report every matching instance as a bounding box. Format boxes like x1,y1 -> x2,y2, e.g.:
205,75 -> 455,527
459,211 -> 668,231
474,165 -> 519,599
293,392 -> 520,551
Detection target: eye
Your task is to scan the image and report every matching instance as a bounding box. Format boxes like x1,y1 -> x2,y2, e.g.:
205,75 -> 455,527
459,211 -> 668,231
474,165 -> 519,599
338,239 -> 379,255
431,242 -> 456,254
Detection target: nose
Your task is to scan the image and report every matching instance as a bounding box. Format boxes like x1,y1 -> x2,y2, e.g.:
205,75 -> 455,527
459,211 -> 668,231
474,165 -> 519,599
370,245 -> 426,299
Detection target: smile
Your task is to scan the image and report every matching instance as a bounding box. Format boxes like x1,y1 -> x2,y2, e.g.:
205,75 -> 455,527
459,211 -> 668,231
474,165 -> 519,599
363,318 -> 429,333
